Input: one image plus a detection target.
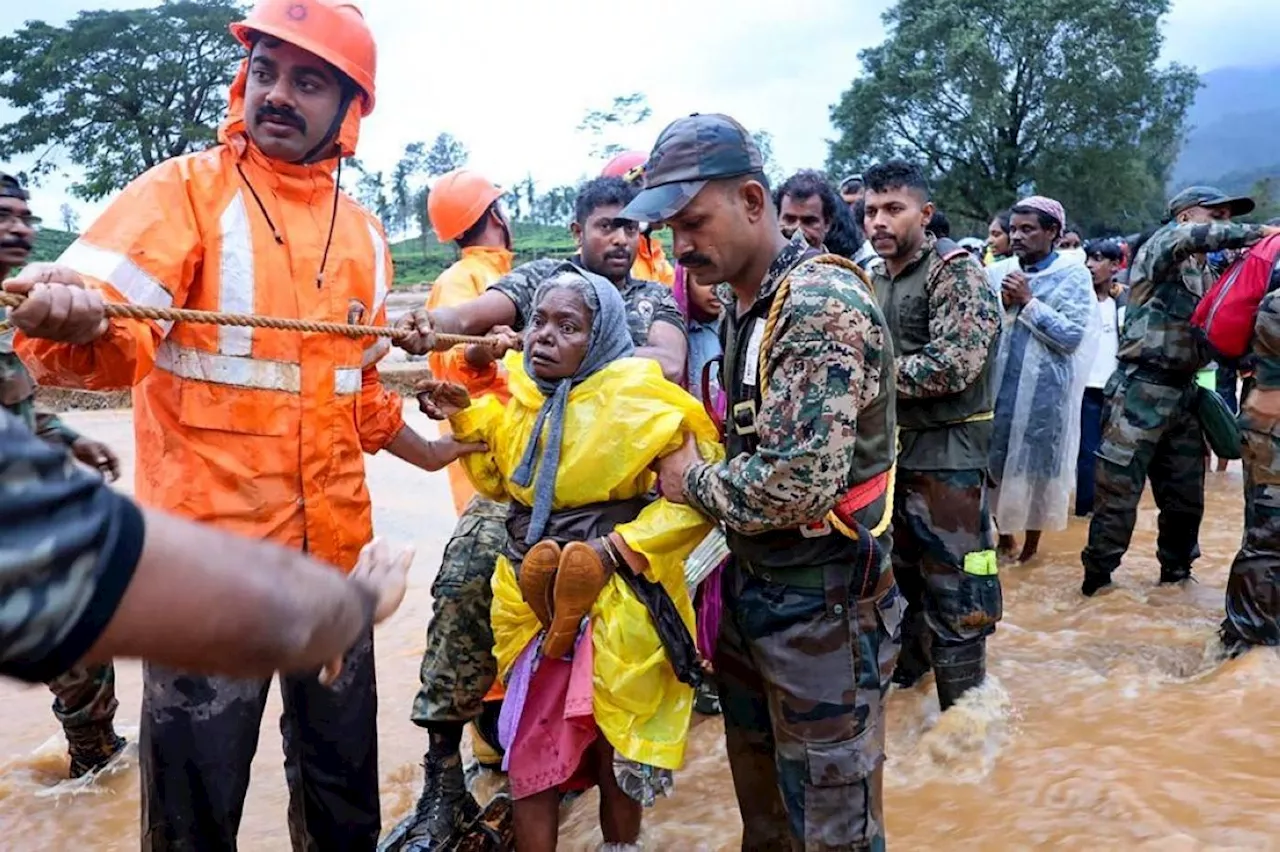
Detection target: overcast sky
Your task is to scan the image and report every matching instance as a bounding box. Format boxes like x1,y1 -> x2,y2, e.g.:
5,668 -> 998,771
3,0 -> 1279,230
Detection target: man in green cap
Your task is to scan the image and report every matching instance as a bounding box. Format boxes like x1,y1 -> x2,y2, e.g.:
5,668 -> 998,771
1081,186 -> 1280,596
646,113 -> 903,851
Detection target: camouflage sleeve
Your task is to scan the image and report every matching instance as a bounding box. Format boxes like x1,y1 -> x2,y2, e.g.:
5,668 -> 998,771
34,410 -> 81,446
1153,222 -> 1266,277
1252,285 -> 1280,391
641,280 -> 687,337
684,269 -> 882,534
897,254 -> 1001,399
0,408 -> 145,683
485,258 -> 562,331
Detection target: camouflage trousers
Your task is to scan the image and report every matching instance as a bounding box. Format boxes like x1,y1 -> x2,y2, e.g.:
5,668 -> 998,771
891,468 -> 1001,650
1222,427 -> 1280,646
1082,371 -> 1204,580
716,548 -> 904,851
140,633 -> 379,851
411,496 -> 507,727
48,662 -> 118,730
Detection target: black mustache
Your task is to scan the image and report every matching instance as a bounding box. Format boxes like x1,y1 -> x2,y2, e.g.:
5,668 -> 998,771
0,239 -> 31,251
679,252 -> 712,268
605,250 -> 631,260
255,105 -> 306,132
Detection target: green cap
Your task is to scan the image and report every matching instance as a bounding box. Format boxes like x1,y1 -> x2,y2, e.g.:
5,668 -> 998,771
1167,185 -> 1255,219
620,113 -> 764,222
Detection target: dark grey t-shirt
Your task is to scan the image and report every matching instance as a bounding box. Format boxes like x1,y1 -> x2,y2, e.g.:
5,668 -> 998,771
488,257 -> 685,347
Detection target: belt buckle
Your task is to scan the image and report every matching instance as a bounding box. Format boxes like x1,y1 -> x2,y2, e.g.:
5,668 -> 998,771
799,519 -> 831,539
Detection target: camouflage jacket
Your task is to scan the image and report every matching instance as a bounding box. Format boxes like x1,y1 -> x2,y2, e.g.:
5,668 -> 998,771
867,234 -> 1001,471
0,328 -> 79,446
866,234 -> 1000,399
684,234 -> 894,534
0,405 -> 144,682
1121,221 -> 1266,375
488,256 -> 685,347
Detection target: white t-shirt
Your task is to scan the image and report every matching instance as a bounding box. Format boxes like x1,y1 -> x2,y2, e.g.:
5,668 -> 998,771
1088,296 -> 1123,389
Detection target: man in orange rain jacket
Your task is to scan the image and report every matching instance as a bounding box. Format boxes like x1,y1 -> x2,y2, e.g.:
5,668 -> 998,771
382,169 -> 518,851
602,151 -> 676,286
10,2 -> 479,849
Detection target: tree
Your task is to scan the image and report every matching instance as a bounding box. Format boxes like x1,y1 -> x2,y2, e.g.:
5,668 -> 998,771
59,203 -> 80,234
751,130 -> 786,187
578,93 -> 651,161
353,165 -> 392,229
389,141 -> 427,239
0,0 -> 246,201
531,185 -> 577,226
826,0 -> 1199,234
424,132 -> 469,177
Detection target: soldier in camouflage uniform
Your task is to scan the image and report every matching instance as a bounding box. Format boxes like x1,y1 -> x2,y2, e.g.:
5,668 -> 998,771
0,173 -> 128,778
641,114 -> 902,852
1220,226 -> 1280,654
862,160 -> 1004,710
1082,187 -> 1278,596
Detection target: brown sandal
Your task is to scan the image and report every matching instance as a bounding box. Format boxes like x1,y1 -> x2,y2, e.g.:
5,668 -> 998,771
519,540 -> 560,630
544,541 -> 613,659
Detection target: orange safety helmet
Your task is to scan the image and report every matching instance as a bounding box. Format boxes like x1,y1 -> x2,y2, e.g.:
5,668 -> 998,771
428,169 -> 505,243
601,151 -> 648,183
230,0 -> 377,116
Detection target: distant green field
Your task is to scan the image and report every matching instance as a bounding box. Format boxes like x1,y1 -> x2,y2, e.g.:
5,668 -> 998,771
31,224 -> 578,289
391,222 -> 577,287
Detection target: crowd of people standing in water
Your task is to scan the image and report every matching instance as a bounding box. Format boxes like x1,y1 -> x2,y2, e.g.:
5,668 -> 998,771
5,1 -> 1280,850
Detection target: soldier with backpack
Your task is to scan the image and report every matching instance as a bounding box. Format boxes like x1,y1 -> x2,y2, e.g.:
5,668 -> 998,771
1080,187 -> 1280,597
861,160 -> 1005,709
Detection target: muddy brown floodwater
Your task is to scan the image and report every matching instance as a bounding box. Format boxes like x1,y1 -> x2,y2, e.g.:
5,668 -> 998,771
3,406 -> 1279,850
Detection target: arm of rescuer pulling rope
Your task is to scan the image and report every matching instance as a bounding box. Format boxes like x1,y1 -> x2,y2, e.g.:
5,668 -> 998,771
0,291 -> 501,349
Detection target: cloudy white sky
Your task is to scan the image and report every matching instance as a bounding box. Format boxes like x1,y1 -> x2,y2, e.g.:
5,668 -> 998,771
2,0 -> 1279,229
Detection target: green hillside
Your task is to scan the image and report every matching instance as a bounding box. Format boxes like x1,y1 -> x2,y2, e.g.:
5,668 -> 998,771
31,224 -> 578,289
391,222 -> 577,287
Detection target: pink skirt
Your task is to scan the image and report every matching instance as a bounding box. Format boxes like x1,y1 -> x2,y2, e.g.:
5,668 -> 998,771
505,623 -> 600,800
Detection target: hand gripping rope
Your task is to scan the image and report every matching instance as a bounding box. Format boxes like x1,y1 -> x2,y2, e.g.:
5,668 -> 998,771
0,291 -> 495,349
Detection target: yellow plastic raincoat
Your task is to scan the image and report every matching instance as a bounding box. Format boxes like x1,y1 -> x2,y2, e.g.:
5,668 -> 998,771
449,352 -> 723,770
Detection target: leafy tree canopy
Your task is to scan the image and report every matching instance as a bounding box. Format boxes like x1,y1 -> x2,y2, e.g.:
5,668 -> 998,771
827,0 -> 1199,235
0,0 -> 247,201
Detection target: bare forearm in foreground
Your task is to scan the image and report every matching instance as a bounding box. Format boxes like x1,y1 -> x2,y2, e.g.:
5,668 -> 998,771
83,509 -> 377,678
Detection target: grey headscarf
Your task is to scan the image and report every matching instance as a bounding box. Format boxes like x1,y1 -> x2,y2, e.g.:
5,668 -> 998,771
511,263 -> 636,544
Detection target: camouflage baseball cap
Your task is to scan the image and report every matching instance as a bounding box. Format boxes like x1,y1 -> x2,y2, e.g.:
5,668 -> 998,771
619,113 -> 764,222
1167,185 -> 1255,219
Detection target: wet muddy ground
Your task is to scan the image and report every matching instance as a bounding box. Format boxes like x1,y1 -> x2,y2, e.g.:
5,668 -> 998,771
2,407 -> 1277,850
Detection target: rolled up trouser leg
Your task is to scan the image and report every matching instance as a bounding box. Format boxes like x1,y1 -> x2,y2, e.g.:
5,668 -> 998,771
933,640 -> 986,712
1222,428 -> 1280,648
410,497 -> 508,729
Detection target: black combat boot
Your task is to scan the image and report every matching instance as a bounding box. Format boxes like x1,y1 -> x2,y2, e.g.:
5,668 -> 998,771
65,721 -> 126,779
933,641 -> 986,712
1158,565 -> 1194,585
891,612 -> 932,688
1081,569 -> 1113,597
379,751 -> 481,852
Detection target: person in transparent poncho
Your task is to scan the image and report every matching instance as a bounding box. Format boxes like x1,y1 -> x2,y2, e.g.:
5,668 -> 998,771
989,197 -> 1099,562
416,263 -> 722,851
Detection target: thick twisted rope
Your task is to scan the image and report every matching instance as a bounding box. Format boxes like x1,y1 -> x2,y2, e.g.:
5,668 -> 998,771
0,291 -> 493,348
